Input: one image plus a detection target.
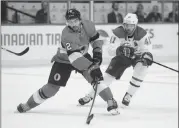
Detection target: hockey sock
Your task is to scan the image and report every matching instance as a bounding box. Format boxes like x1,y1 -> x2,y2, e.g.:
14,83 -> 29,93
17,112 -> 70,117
26,88 -> 47,109
126,83 -> 140,96
128,62 -> 148,95
86,73 -> 115,99
126,76 -> 142,96
99,87 -> 113,101
26,83 -> 60,109
86,88 -> 95,98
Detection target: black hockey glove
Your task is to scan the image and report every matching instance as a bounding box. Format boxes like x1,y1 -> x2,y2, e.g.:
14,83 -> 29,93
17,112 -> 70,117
141,52 -> 153,66
88,64 -> 103,84
116,45 -> 134,58
93,48 -> 102,65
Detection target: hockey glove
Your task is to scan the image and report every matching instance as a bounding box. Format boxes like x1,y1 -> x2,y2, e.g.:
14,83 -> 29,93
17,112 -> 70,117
116,45 -> 134,58
88,64 -> 103,84
93,48 -> 102,65
141,52 -> 153,66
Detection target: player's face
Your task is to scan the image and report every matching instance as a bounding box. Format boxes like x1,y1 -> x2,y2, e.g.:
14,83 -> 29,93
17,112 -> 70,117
124,23 -> 136,35
66,18 -> 81,32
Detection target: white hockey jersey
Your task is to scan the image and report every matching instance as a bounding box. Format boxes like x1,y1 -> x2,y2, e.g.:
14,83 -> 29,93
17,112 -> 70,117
108,25 -> 152,57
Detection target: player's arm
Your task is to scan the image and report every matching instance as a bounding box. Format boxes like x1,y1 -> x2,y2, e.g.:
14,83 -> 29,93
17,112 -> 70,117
62,37 -> 103,85
61,38 -> 92,71
109,32 -> 132,57
109,26 -> 135,57
87,21 -> 108,65
89,31 -> 103,65
138,33 -> 153,66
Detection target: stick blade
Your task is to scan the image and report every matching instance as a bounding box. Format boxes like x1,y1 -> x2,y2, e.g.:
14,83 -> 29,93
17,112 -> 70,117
86,114 -> 94,125
15,47 -> 29,56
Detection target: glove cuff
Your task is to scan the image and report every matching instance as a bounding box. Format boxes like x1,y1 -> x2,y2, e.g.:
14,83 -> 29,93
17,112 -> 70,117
93,51 -> 102,65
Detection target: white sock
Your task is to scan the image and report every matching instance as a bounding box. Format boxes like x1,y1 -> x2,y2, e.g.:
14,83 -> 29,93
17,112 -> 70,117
86,73 -> 115,98
126,85 -> 139,96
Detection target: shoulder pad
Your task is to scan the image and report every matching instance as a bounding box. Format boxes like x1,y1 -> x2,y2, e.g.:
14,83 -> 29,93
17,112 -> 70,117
82,20 -> 96,37
134,26 -> 147,40
112,26 -> 125,38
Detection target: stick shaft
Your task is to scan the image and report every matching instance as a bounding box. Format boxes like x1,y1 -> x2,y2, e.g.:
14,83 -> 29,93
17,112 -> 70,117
86,80 -> 98,124
153,60 -> 178,73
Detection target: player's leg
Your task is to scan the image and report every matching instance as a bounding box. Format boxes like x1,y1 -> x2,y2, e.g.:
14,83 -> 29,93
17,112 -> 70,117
78,55 -> 132,105
78,73 -> 115,105
79,55 -> 132,113
97,56 -> 132,113
96,74 -> 118,113
82,66 -> 119,114
17,62 -> 72,113
122,62 -> 148,107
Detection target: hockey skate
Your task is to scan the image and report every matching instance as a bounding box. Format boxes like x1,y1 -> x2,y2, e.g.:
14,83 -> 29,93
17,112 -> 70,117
121,92 -> 132,108
17,103 -> 31,113
78,94 -> 93,105
107,98 -> 119,115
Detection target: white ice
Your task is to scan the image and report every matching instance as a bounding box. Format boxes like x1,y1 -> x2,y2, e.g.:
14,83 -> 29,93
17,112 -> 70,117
1,62 -> 178,128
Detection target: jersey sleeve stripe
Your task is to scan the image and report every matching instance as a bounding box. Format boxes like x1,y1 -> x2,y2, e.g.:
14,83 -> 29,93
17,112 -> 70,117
69,52 -> 92,71
69,52 -> 83,63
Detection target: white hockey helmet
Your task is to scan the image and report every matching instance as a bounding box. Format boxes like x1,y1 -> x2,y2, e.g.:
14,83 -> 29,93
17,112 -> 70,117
123,13 -> 138,25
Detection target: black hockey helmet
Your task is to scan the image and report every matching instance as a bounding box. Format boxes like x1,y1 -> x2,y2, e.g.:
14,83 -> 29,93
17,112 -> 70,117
65,8 -> 81,20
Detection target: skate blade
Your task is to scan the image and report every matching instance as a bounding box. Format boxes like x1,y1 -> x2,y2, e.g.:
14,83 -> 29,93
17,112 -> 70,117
109,108 -> 120,115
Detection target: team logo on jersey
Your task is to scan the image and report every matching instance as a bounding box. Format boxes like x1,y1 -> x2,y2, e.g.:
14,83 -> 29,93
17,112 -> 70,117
54,73 -> 61,81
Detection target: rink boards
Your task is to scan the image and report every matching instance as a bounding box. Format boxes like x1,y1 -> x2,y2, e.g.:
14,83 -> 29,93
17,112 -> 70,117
1,24 -> 178,67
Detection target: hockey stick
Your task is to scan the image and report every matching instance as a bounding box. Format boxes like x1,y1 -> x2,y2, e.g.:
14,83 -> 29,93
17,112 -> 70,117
132,53 -> 178,73
1,47 -> 29,56
86,78 -> 99,125
152,60 -> 178,73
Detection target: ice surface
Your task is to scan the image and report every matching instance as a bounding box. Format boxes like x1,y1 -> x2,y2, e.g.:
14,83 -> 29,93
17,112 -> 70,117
1,62 -> 178,128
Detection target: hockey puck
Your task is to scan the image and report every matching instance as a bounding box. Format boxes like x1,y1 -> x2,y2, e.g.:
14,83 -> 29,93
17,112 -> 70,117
86,114 -> 94,125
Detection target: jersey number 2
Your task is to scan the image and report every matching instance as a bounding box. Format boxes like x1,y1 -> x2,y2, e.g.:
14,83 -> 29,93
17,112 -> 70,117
66,43 -> 72,50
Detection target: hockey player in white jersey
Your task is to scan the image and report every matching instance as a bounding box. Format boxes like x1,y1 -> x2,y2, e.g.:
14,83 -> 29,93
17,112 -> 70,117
78,13 -> 153,107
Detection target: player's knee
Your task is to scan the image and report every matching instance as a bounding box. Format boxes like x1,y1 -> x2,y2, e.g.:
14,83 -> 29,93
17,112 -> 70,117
133,62 -> 148,79
41,83 -> 60,98
103,73 -> 115,85
106,55 -> 132,79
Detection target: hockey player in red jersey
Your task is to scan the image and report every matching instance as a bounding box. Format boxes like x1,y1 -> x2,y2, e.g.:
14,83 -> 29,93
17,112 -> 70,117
17,8 -> 118,114
78,13 -> 153,107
